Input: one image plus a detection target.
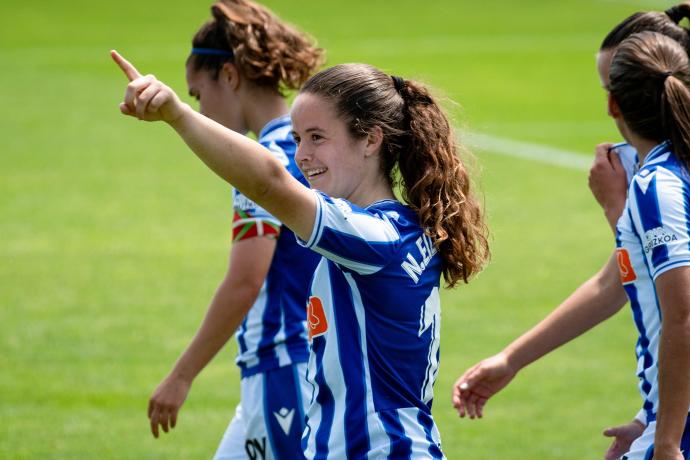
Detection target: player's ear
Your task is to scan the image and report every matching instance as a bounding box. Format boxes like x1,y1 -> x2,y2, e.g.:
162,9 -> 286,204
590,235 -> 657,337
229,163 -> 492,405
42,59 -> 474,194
221,62 -> 241,91
608,92 -> 621,118
364,125 -> 383,158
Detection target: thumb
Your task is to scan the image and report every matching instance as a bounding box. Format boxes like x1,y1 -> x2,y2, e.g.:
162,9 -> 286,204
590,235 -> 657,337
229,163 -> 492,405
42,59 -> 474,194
603,426 -> 622,437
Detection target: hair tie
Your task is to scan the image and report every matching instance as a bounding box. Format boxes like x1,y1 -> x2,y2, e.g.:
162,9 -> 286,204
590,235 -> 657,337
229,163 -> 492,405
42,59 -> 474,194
391,75 -> 405,95
191,47 -> 234,58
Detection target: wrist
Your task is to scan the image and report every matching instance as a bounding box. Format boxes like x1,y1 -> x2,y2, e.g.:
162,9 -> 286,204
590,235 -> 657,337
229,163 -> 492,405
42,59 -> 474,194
167,102 -> 193,129
501,348 -> 522,374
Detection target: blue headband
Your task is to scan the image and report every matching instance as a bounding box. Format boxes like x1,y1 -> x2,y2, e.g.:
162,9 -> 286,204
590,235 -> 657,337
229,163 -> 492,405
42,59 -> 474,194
191,47 -> 234,58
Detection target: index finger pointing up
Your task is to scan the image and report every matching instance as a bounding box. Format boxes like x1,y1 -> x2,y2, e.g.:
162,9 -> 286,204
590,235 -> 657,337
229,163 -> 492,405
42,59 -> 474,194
110,50 -> 142,82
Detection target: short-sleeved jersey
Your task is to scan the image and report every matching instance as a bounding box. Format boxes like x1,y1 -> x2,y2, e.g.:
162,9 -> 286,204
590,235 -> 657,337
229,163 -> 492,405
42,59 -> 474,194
233,115 -> 321,378
297,191 -> 445,459
615,140 -> 690,423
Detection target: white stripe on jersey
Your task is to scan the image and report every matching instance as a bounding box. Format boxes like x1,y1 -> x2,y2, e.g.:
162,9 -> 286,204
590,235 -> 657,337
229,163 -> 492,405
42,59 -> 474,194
396,407 -> 445,459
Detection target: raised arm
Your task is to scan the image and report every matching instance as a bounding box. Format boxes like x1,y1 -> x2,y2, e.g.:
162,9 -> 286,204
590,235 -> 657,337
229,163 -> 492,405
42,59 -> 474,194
111,50 -> 316,240
453,252 -> 628,418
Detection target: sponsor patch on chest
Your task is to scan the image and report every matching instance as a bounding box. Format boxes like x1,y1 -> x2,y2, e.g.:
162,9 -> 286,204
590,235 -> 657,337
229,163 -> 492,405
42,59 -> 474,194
643,226 -> 678,253
307,296 -> 328,340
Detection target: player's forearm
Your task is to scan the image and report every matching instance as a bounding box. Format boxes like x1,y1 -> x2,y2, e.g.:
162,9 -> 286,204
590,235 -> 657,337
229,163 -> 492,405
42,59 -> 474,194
169,280 -> 259,383
505,254 -> 627,371
168,106 -> 292,207
655,320 -> 690,451
603,201 -> 625,233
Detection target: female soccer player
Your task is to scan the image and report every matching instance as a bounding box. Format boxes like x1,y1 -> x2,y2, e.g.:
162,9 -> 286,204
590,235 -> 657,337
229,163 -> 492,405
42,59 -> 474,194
590,3 -> 690,232
143,2 -> 323,459
455,29 -> 690,460
112,49 -> 490,457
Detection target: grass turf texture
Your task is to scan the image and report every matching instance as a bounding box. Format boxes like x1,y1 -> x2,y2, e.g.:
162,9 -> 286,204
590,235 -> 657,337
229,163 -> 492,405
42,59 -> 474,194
1,0 -> 673,458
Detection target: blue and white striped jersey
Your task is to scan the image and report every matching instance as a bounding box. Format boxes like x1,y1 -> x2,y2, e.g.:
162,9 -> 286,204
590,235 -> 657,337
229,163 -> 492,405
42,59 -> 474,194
298,191 -> 445,459
615,140 -> 690,423
234,115 -> 321,378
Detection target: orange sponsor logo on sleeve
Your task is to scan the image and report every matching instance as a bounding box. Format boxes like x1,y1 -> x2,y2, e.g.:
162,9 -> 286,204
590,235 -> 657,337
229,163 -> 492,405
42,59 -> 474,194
307,296 -> 328,340
616,248 -> 637,284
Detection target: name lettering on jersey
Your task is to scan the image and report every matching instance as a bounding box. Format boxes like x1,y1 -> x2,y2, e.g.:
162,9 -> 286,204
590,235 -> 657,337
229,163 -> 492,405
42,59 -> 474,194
643,227 -> 678,253
234,194 -> 259,211
307,296 -> 328,339
245,437 -> 267,460
401,234 -> 438,283
616,248 -> 637,284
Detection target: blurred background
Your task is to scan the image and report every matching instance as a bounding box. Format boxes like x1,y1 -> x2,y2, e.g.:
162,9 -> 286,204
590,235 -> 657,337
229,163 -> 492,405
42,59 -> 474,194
1,0 -> 674,458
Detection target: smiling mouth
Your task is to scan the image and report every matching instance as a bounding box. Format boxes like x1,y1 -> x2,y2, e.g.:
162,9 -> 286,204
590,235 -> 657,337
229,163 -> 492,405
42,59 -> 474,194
305,167 -> 327,179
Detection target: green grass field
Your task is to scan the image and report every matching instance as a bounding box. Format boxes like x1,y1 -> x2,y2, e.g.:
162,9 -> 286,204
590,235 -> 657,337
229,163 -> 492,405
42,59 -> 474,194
1,0 -> 676,458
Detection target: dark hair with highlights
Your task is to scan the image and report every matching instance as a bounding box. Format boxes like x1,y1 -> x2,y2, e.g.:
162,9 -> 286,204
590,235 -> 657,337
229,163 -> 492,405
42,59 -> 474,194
610,31 -> 690,171
601,2 -> 690,52
301,64 -> 490,287
188,0 -> 324,92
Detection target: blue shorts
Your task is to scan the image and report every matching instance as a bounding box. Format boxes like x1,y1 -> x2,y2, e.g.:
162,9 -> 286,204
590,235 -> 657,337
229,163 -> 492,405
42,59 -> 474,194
214,363 -> 311,460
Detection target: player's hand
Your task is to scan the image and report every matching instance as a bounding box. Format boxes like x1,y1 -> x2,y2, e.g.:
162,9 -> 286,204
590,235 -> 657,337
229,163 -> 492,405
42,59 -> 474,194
147,374 -> 192,438
452,352 -> 517,419
110,50 -> 188,123
588,142 -> 627,229
602,419 -> 645,460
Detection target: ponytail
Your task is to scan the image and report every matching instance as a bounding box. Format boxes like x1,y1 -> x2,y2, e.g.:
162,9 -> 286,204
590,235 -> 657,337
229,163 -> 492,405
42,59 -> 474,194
610,31 -> 690,171
396,80 -> 489,286
189,0 -> 324,92
301,64 -> 490,287
600,3 -> 690,53
665,2 -> 690,24
662,75 -> 690,169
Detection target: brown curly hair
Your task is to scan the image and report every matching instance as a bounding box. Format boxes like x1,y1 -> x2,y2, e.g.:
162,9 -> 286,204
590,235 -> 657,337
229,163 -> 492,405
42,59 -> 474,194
301,64 -> 490,287
189,0 -> 324,92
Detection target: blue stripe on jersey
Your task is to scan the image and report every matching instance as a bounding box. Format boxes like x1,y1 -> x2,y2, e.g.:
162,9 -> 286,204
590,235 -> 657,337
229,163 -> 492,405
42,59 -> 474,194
625,281 -> 656,421
686,182 -> 690,252
633,175 -> 670,267
417,411 -> 444,459
627,207 -> 663,319
263,365 -> 307,459
312,336 -> 335,460
256,268 -> 281,370
378,410 -> 412,459
329,263 -> 371,458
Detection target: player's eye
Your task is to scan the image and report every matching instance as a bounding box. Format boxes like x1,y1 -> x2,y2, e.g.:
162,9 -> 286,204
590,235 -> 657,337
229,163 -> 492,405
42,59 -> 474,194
311,134 -> 322,142
293,134 -> 301,145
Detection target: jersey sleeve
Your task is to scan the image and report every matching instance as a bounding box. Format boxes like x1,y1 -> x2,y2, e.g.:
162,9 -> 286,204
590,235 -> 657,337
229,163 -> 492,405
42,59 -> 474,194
230,138 -> 296,242
297,190 -> 402,275
232,189 -> 281,242
629,167 -> 690,280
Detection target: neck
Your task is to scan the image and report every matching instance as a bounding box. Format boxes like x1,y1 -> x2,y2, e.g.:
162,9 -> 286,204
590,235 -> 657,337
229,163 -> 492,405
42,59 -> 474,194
347,179 -> 396,208
242,87 -> 290,136
628,135 -> 662,165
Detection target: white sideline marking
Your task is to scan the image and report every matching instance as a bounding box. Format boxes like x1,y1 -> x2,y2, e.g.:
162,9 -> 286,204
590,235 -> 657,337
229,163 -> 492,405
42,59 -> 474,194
464,132 -> 592,171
